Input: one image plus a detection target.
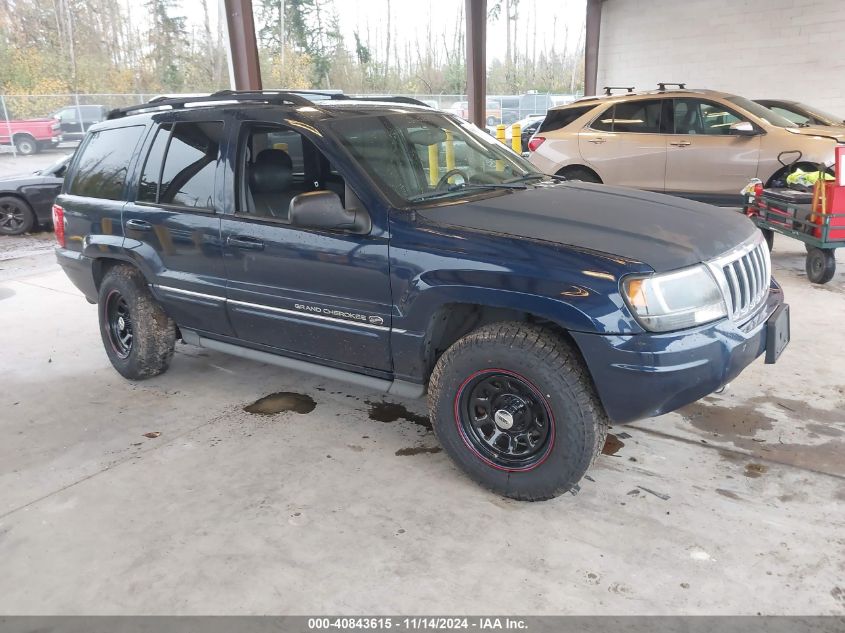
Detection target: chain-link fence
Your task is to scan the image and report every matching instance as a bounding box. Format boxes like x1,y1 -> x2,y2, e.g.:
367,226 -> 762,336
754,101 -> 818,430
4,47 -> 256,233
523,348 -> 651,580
0,91 -> 581,161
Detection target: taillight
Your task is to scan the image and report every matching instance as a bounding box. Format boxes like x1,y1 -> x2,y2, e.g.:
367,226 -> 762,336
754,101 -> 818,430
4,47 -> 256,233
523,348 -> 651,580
527,136 -> 546,152
52,204 -> 65,247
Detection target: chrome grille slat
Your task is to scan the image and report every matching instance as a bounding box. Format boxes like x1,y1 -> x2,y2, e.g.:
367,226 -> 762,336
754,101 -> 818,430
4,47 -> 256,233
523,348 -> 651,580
710,236 -> 771,324
737,260 -> 750,309
749,248 -> 761,296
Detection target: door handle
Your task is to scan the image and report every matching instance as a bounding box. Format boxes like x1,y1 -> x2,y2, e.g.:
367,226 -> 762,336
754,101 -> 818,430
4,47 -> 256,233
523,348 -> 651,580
669,141 -> 692,147
227,235 -> 265,251
587,138 -> 606,144
125,219 -> 152,231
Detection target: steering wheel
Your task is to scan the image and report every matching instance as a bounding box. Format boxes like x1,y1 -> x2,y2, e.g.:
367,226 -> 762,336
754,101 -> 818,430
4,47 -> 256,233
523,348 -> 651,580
436,168 -> 468,191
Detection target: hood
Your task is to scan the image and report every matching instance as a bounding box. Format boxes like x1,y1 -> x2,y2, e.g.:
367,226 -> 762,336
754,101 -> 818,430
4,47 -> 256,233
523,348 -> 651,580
0,174 -> 43,186
417,182 -> 758,272
786,126 -> 845,143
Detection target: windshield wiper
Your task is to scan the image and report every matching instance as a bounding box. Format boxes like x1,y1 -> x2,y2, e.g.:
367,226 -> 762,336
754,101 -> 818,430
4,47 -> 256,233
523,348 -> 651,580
408,182 -> 527,203
504,172 -> 555,184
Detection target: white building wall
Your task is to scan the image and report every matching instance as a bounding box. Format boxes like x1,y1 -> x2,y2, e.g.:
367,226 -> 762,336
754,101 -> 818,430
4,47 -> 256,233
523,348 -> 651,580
596,0 -> 845,116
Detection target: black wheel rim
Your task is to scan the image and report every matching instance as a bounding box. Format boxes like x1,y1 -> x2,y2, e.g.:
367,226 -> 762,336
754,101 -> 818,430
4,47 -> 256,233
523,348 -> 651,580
105,290 -> 133,359
0,201 -> 25,232
456,370 -> 554,471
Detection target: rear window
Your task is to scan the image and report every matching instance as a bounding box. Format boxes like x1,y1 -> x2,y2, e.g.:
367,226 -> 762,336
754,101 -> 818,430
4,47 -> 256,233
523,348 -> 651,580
538,105 -> 596,133
136,121 -> 224,210
67,125 -> 145,200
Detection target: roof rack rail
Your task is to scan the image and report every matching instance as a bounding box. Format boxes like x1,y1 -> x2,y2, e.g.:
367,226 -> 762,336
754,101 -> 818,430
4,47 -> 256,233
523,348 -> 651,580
603,86 -> 635,96
657,82 -> 686,91
329,94 -> 431,107
107,90 -> 315,120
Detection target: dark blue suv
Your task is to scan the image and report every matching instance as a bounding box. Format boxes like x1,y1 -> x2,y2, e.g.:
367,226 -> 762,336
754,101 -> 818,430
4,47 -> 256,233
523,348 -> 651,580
53,91 -> 790,500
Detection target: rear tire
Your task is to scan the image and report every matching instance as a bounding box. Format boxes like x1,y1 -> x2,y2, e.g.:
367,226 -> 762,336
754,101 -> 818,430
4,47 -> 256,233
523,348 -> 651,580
805,247 -> 836,284
0,196 -> 35,235
98,265 -> 176,379
558,166 -> 601,183
428,322 -> 608,501
13,134 -> 37,155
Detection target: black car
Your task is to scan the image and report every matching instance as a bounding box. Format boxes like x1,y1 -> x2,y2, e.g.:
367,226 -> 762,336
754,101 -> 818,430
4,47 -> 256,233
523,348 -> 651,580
50,105 -> 108,142
0,155 -> 70,235
53,91 -> 788,500
755,99 -> 845,128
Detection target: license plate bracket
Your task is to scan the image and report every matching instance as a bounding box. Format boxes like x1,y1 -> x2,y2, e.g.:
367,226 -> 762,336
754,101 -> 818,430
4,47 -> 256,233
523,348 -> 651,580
765,303 -> 790,364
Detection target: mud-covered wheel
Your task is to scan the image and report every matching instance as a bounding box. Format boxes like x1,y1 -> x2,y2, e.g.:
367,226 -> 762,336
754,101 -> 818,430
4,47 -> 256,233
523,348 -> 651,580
805,247 -> 835,284
98,265 -> 176,379
428,322 -> 608,501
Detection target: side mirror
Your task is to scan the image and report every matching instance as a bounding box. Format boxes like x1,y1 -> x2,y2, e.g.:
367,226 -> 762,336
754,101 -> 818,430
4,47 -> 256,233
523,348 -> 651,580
289,190 -> 371,234
730,121 -> 758,136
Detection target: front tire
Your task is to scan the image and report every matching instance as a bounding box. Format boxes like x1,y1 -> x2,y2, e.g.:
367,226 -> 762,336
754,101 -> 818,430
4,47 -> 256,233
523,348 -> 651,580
98,265 -> 176,379
428,322 -> 608,501
0,196 -> 35,235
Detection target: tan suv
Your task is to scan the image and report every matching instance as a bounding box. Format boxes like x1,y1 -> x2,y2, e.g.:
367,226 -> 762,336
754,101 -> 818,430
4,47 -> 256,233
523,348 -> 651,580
529,86 -> 842,205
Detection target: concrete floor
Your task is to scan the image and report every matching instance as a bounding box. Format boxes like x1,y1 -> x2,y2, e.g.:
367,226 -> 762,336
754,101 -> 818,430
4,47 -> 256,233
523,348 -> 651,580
1,228 -> 844,615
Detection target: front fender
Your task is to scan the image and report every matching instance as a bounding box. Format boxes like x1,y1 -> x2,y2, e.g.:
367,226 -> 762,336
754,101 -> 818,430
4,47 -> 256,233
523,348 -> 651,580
388,214 -> 649,383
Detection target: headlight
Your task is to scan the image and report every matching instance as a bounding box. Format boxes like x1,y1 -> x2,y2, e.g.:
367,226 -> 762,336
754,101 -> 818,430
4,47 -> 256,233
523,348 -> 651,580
622,264 -> 727,332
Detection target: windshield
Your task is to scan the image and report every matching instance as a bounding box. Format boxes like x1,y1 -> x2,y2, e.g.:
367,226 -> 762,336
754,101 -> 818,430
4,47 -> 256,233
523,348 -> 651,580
794,102 -> 845,127
725,96 -> 797,128
327,111 -> 541,205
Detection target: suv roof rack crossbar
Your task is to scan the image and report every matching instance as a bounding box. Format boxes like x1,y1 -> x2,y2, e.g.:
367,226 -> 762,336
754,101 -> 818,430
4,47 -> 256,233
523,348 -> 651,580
657,82 -> 686,91
107,90 -> 315,119
603,86 -> 635,96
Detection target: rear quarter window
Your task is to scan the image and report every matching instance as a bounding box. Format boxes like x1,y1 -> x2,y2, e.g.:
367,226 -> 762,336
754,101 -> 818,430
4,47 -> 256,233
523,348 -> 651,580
538,105 -> 597,133
67,125 -> 145,200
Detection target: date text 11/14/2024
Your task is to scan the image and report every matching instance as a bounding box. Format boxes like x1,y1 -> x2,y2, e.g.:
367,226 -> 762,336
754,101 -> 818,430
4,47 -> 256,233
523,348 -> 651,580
308,617 -> 528,630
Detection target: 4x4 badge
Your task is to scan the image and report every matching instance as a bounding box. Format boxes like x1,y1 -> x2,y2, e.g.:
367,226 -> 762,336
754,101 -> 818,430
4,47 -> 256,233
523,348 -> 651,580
368,315 -> 384,326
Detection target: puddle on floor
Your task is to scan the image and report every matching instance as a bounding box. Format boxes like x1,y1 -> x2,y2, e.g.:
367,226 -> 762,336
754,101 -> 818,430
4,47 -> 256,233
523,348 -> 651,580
244,392 -> 316,415
367,401 -> 431,430
680,402 -> 775,437
744,462 -> 768,478
395,446 -> 442,456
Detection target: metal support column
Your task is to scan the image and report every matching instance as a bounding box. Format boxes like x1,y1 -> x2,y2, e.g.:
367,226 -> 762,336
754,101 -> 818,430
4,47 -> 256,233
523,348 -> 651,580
465,0 -> 487,127
223,0 -> 263,91
584,0 -> 602,97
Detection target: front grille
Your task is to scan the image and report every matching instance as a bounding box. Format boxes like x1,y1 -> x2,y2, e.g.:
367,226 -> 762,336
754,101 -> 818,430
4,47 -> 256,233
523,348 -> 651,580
709,236 -> 770,323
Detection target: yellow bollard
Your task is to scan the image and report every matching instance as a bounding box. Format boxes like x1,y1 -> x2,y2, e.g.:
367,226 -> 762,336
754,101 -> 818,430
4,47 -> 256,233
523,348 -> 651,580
428,142 -> 440,186
496,124 -> 506,171
511,123 -> 522,154
445,131 -> 455,171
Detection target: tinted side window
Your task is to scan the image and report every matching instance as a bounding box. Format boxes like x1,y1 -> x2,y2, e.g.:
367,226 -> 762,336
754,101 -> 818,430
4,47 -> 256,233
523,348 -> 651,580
158,122 -> 223,210
673,99 -> 743,135
68,125 -> 145,200
593,100 -> 663,133
138,124 -> 172,203
539,105 -> 596,133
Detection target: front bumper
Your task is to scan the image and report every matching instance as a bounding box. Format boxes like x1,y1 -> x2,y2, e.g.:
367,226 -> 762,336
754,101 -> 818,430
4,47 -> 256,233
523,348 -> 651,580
571,283 -> 787,423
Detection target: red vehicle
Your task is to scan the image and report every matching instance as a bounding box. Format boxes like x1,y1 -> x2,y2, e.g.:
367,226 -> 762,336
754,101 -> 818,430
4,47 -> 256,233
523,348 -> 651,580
0,116 -> 62,155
